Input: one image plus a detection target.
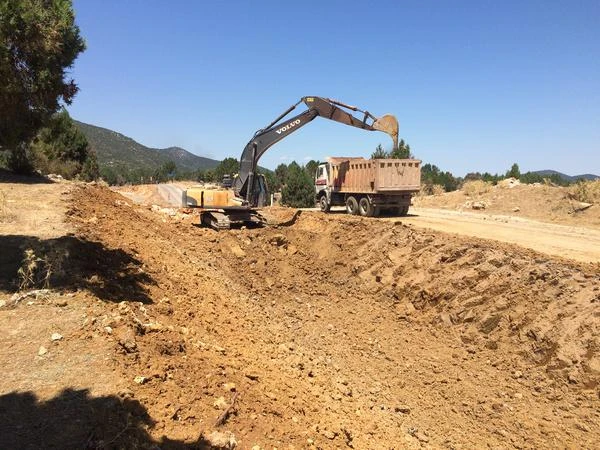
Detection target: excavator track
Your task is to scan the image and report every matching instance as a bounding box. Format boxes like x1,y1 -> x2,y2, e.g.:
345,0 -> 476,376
199,208 -> 266,231
201,211 -> 231,230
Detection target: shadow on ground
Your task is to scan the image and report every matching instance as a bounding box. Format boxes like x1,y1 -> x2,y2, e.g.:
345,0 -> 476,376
0,389 -> 213,449
0,235 -> 155,303
0,168 -> 53,184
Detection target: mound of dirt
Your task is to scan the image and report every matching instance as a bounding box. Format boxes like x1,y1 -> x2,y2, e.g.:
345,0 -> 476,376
59,184 -> 600,447
3,182 -> 598,448
415,182 -> 600,229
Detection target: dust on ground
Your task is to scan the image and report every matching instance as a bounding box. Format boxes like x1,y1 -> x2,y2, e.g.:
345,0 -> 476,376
1,179 -> 599,448
415,180 -> 600,229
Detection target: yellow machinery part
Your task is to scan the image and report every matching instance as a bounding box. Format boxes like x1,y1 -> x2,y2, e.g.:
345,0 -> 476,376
184,187 -> 243,208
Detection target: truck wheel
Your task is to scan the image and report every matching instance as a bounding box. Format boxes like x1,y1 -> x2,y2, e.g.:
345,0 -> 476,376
397,205 -> 409,216
319,194 -> 330,212
359,197 -> 375,217
346,196 -> 359,215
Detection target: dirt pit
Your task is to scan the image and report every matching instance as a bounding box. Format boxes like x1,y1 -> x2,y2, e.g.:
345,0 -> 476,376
1,183 -> 599,448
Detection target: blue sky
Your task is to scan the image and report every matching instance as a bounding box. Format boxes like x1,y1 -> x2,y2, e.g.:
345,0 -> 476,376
69,1 -> 599,175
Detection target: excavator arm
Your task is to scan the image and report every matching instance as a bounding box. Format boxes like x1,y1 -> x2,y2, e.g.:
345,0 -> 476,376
234,96 -> 399,205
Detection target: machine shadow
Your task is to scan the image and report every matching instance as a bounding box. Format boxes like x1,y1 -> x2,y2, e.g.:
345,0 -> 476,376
0,389 -> 212,449
0,235 -> 155,303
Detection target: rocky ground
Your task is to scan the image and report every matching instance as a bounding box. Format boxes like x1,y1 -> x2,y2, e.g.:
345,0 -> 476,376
1,180 -> 599,449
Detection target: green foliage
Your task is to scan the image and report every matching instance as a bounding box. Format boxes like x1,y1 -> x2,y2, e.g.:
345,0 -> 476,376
7,143 -> 35,174
0,0 -> 86,172
465,172 -> 502,184
465,164 -> 572,187
26,109 -> 98,179
519,171 -> 570,186
371,144 -> 388,159
162,160 -> 177,176
389,139 -> 412,158
372,139 -> 412,159
421,163 -> 460,192
200,169 -> 216,182
304,160 -> 320,179
150,160 -> 177,183
214,157 -> 239,182
274,163 -> 288,190
506,163 -> 521,179
281,161 -> 315,208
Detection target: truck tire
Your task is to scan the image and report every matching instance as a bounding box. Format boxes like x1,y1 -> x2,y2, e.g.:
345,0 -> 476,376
319,194 -> 330,212
396,205 -> 409,216
346,196 -> 359,215
359,197 -> 375,217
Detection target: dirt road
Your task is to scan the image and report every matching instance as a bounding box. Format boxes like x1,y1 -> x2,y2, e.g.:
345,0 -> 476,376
400,207 -> 600,263
1,182 -> 599,448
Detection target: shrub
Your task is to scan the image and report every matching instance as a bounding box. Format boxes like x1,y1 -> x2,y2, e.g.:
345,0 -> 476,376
431,184 -> 445,196
462,180 -> 492,196
569,180 -> 600,204
418,184 -> 445,196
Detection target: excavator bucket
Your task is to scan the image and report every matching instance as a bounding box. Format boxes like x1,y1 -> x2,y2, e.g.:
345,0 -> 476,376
372,114 -> 399,151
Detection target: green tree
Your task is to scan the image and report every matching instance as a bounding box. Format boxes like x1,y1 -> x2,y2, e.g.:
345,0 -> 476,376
154,160 -> 176,182
304,160 -> 320,179
371,144 -> 388,159
389,139 -> 412,158
275,163 -> 288,187
1,0 -> 86,172
100,166 -> 118,185
203,169 -> 216,183
281,161 -> 315,208
29,109 -> 97,179
29,109 -> 90,178
421,163 -> 460,192
214,157 -> 240,182
506,163 -> 520,179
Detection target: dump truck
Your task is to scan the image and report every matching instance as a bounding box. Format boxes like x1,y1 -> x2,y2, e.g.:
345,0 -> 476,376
315,157 -> 421,216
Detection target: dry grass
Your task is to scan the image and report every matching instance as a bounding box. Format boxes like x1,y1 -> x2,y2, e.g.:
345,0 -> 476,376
431,184 -> 445,196
462,180 -> 492,196
418,184 -> 446,196
569,180 -> 600,204
0,189 -> 13,222
18,248 -> 52,290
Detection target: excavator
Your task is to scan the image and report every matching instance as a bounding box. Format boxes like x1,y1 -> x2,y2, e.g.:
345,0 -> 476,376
184,96 -> 399,230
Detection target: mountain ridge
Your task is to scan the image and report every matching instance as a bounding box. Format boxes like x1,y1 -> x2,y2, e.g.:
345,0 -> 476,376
531,170 -> 599,182
74,120 -> 220,172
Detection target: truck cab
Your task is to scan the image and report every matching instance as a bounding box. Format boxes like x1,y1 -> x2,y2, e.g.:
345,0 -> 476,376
315,163 -> 331,211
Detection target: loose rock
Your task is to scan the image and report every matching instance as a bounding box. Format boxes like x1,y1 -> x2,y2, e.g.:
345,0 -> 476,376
204,430 -> 237,449
51,333 -> 63,341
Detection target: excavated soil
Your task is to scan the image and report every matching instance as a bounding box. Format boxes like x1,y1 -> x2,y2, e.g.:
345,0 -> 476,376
2,182 -> 600,448
414,182 -> 600,229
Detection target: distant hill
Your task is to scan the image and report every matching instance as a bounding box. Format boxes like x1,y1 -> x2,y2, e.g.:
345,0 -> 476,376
532,170 -> 599,183
74,121 -> 220,172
